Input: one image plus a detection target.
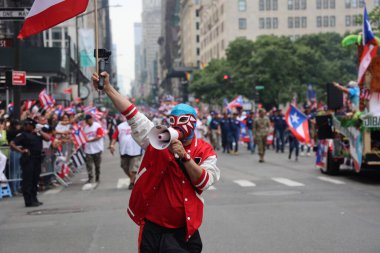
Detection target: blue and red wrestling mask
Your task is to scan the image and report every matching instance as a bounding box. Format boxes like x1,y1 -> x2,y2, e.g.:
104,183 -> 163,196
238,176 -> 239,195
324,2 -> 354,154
169,104 -> 197,141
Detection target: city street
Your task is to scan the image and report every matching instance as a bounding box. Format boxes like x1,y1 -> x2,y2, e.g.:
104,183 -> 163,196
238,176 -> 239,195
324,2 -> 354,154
1,147 -> 380,253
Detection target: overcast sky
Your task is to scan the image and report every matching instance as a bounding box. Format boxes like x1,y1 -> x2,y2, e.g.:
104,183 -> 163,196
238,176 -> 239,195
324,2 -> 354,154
109,0 -> 142,95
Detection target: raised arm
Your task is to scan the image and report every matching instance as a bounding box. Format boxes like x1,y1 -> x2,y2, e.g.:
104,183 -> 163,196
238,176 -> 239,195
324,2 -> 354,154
92,72 -> 154,149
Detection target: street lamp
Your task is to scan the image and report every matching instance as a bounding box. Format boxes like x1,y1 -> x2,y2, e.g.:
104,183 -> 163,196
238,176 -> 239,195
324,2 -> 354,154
75,4 -> 122,99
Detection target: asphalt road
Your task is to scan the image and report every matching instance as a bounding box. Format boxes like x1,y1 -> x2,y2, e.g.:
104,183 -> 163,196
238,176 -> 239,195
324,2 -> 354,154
1,146 -> 380,253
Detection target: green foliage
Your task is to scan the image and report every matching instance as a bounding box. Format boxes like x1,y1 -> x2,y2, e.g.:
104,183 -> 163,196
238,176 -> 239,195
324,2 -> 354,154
190,33 -> 357,107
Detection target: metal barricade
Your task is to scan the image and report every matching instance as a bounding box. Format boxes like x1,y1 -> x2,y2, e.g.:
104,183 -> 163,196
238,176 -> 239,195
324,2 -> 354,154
2,142 -> 86,195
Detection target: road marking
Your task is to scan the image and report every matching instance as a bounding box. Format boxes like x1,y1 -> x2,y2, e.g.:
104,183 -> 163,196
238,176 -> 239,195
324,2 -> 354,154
44,187 -> 64,195
208,186 -> 216,190
272,178 -> 304,187
318,176 -> 345,185
117,178 -> 130,189
233,180 -> 256,187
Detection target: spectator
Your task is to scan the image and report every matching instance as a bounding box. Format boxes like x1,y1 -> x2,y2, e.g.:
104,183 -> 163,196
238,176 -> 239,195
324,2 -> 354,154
109,120 -> 143,190
83,114 -> 104,183
7,119 -> 22,193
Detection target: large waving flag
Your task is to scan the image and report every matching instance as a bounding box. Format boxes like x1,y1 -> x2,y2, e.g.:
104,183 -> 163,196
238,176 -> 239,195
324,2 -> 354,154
228,95 -> 244,108
18,0 -> 89,39
285,105 -> 310,144
357,5 -> 379,84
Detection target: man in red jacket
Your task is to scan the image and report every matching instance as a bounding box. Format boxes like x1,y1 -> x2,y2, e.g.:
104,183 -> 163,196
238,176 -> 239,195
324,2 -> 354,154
92,72 -> 220,253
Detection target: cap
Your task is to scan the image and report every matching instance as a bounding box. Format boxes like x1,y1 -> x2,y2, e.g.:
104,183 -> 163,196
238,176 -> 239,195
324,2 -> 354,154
23,118 -> 37,127
347,80 -> 358,87
85,114 -> 93,120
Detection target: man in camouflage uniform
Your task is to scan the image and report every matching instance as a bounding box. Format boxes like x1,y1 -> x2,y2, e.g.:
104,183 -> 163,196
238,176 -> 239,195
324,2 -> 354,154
254,109 -> 271,163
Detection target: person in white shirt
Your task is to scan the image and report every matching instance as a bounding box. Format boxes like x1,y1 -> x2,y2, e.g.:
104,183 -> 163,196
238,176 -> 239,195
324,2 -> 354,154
83,114 -> 104,183
109,121 -> 143,189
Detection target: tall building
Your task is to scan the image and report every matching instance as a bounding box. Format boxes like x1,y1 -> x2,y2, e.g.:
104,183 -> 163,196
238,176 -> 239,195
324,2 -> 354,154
199,0 -> 380,64
131,23 -> 143,98
179,0 -> 201,68
141,0 -> 162,99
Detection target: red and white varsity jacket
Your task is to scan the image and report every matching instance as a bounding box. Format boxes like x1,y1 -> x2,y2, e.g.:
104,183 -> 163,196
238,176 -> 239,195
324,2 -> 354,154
123,105 -> 220,240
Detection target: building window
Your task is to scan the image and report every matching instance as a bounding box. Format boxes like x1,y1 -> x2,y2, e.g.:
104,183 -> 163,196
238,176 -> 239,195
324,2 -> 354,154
330,16 -> 336,27
345,15 -> 351,26
359,0 -> 365,7
196,9 -> 200,17
266,0 -> 271,10
196,22 -> 200,30
316,16 -> 322,27
288,17 -> 294,28
238,0 -> 247,11
323,0 -> 329,8
323,16 -> 329,27
301,0 -> 307,9
288,0 -> 293,10
197,48 -> 200,56
351,0 -> 357,8
316,0 -> 322,9
259,18 -> 265,29
352,15 -> 359,26
266,17 -> 272,28
301,16 -> 307,28
295,17 -> 300,28
273,17 -> 278,28
295,0 -> 300,9
376,0 -> 380,7
273,0 -> 278,10
330,0 -> 335,8
239,18 -> 247,29
259,0 -> 265,10
52,28 -> 62,40
196,35 -> 200,43
220,4 -> 224,15
345,0 -> 351,8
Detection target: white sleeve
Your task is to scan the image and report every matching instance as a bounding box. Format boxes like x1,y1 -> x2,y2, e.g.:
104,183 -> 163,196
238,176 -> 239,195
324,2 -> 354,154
127,112 -> 154,150
195,155 -> 220,191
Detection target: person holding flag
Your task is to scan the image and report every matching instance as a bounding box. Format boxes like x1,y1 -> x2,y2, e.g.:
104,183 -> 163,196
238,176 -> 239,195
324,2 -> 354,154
333,81 -> 360,111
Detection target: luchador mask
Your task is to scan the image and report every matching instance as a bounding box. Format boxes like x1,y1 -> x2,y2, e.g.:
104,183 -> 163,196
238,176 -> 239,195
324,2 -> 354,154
169,104 -> 197,141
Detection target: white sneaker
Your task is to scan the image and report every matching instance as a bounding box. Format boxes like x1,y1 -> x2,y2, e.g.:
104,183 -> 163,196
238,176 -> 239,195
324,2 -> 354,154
307,152 -> 311,156
300,152 -> 305,156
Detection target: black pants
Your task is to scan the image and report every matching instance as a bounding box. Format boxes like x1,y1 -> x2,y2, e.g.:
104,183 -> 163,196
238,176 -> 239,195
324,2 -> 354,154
140,220 -> 202,253
21,155 -> 42,205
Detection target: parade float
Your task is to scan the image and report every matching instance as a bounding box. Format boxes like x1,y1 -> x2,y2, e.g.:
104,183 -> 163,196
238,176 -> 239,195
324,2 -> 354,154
316,24 -> 380,174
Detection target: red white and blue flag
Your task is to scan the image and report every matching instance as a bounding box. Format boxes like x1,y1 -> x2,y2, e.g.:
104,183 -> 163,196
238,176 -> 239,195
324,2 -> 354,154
8,102 -> 14,113
64,106 -> 76,115
18,0 -> 89,39
228,95 -> 244,108
285,105 -> 310,144
71,123 -> 87,149
24,100 -> 35,110
357,5 -> 379,84
55,105 -> 64,117
39,89 -> 55,109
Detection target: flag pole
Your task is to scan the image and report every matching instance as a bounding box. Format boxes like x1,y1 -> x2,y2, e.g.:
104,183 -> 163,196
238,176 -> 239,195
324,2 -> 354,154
94,0 -> 99,73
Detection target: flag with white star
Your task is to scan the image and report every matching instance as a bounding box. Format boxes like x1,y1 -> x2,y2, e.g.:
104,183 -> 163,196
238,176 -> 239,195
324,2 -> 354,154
285,105 -> 310,143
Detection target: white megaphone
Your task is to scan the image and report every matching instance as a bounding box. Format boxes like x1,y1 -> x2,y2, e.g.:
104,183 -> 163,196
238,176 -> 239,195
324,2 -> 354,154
148,125 -> 183,150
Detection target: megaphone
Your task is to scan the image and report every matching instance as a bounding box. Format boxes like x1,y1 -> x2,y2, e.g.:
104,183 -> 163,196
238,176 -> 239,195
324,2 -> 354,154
148,125 -> 183,150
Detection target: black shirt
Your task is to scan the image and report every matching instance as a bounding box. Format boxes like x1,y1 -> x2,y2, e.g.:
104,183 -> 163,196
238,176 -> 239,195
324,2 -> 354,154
13,131 -> 43,157
245,117 -> 254,129
7,129 -> 22,143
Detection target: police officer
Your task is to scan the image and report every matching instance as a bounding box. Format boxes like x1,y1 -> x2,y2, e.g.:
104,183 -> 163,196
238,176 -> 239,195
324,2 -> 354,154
10,118 -> 51,207
219,112 -> 233,153
231,112 -> 241,154
273,109 -> 286,153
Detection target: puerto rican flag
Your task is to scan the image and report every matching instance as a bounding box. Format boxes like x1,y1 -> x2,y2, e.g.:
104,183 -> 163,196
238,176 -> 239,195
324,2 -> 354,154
8,102 -> 14,113
83,106 -> 97,114
64,106 -> 76,115
228,95 -> 244,108
18,0 -> 89,39
39,89 -> 55,109
285,105 -> 310,144
24,100 -> 35,111
55,104 -> 64,117
357,5 -> 379,84
71,123 -> 87,149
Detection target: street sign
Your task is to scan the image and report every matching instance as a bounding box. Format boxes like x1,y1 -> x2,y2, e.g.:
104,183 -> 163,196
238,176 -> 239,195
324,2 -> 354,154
0,38 -> 13,48
0,8 -> 30,21
255,85 -> 264,90
12,71 -> 26,86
